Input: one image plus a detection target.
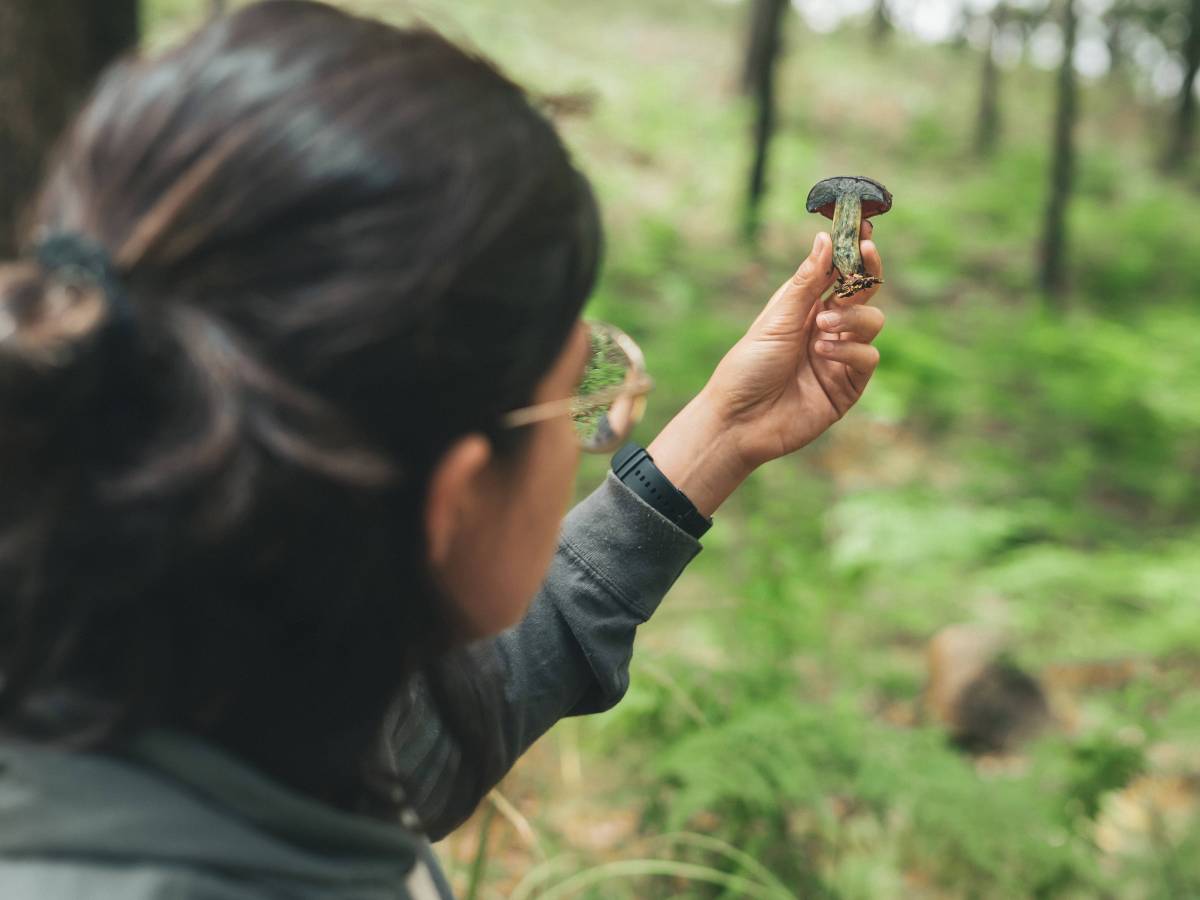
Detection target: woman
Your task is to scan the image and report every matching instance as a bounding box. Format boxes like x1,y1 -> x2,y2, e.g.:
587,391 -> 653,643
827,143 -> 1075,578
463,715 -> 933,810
0,2 -> 885,897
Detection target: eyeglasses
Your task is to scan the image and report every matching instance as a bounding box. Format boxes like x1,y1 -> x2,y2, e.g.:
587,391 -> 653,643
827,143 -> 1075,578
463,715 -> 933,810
500,321 -> 653,454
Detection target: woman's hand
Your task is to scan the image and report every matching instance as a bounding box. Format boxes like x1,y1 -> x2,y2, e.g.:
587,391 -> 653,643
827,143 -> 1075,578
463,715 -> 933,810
705,224 -> 884,467
648,226 -> 884,518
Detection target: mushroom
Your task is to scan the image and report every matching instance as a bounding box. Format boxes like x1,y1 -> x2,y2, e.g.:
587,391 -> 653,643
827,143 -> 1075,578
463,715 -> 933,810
805,175 -> 893,299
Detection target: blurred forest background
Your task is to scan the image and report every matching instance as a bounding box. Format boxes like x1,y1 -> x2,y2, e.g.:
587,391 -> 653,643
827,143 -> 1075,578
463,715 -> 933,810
2,0 -> 1199,896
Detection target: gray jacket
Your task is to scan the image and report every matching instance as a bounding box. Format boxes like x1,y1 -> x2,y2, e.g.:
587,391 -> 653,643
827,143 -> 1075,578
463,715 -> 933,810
0,473 -> 701,898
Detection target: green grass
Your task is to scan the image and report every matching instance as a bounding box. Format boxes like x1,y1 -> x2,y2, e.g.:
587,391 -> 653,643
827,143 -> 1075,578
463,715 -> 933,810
146,2 -> 1200,896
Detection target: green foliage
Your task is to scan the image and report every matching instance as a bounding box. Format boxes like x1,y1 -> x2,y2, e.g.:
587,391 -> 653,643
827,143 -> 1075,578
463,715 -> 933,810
1064,734 -> 1145,821
637,698 -> 1108,897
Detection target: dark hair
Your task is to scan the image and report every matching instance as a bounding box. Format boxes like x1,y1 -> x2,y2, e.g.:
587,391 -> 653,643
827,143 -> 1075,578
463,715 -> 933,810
0,0 -> 600,819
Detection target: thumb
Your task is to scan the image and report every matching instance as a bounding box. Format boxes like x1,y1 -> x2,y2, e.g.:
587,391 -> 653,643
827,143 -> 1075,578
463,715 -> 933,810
751,232 -> 835,340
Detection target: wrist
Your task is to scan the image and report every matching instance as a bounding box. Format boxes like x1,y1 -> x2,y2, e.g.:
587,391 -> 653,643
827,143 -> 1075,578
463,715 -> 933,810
646,389 -> 754,519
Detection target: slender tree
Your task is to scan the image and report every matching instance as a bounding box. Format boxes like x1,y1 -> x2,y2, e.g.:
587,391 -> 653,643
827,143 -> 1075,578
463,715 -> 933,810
0,0 -> 139,256
1104,1 -> 1132,83
1039,0 -> 1080,300
951,3 -> 974,53
742,0 -> 790,242
872,0 -> 893,42
976,3 -> 1007,157
1163,0 -> 1200,170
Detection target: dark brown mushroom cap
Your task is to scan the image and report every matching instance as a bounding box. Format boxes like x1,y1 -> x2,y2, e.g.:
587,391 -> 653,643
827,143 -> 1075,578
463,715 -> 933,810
805,176 -> 893,220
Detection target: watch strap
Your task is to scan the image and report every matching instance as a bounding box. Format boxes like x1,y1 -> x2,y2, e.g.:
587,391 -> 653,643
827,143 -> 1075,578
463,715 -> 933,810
611,443 -> 712,540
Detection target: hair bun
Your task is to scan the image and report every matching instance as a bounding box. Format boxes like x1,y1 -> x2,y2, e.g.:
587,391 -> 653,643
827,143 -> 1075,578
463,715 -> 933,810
0,247 -> 133,476
1,263 -> 112,368
0,233 -> 130,370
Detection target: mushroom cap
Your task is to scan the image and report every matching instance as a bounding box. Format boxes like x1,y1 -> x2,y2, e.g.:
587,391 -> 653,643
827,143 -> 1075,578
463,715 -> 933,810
806,176 -> 893,220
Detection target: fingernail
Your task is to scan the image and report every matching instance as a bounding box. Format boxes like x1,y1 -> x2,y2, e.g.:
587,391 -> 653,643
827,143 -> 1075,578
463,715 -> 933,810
817,312 -> 841,330
812,233 -> 822,254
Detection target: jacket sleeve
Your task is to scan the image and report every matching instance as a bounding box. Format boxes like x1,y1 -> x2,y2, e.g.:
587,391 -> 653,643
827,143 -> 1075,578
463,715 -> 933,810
384,472 -> 702,841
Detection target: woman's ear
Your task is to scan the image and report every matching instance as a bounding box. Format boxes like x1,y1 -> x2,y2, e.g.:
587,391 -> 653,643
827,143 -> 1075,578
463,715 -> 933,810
425,433 -> 493,569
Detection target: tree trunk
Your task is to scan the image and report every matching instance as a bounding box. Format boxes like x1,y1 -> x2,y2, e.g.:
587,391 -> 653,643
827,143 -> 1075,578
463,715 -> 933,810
872,0 -> 892,42
741,0 -> 788,95
1163,0 -> 1200,171
1038,0 -> 1079,301
210,0 -> 227,17
742,0 -> 789,242
951,4 -> 973,53
0,0 -> 139,256
1105,14 -> 1127,83
975,8 -> 1003,157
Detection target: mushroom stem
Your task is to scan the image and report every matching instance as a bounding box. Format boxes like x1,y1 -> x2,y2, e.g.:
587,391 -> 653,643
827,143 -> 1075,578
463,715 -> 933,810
829,193 -> 883,299
831,192 -> 865,278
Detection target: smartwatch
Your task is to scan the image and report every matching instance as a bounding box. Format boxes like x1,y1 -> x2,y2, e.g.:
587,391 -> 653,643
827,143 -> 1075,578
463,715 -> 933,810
611,443 -> 712,540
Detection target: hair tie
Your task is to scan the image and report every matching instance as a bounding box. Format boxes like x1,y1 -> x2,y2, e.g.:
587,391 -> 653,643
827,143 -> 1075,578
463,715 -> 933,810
33,231 -> 136,330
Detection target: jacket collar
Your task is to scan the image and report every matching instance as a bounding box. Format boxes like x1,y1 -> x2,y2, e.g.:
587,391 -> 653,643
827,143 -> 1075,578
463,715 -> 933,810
124,730 -> 424,860
0,730 -> 424,885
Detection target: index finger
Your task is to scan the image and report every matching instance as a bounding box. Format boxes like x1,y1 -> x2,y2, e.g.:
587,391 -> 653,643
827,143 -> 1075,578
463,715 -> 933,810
751,231 -> 837,336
